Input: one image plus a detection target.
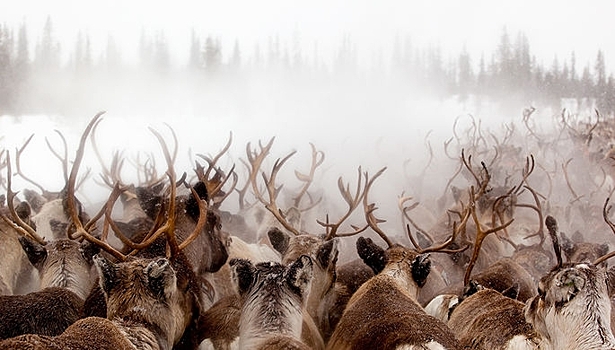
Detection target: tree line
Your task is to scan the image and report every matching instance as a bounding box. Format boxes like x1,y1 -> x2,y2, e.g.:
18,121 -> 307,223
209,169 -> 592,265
0,17 -> 613,116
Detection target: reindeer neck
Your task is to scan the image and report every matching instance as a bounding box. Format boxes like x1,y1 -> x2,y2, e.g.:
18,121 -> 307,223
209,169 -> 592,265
114,317 -> 166,350
40,258 -> 92,300
239,288 -> 304,349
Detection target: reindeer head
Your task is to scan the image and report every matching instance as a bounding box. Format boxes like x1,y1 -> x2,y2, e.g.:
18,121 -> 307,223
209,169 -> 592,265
524,215 -> 615,349
230,255 -> 313,346
525,263 -> 613,345
18,236 -> 100,299
95,254 -> 189,349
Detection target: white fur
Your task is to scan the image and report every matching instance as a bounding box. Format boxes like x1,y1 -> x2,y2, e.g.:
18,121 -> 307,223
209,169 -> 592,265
506,335 -> 540,350
31,198 -> 68,241
395,341 -> 447,349
424,294 -> 458,323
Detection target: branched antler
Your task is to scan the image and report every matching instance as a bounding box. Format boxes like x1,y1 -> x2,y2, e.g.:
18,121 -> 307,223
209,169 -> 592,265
292,142 -> 325,209
398,194 -> 434,246
252,150 -> 301,236
319,166 -> 377,240
1,152 -> 46,244
463,187 -> 515,286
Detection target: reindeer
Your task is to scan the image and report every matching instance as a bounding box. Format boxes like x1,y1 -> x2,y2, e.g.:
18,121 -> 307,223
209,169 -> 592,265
430,187 -> 539,349
0,203 -> 37,295
0,234 -> 100,340
229,255 -> 314,350
30,112 -> 212,350
326,168 -> 475,350
201,142 -> 348,350
439,211 -> 615,349
0,255 -> 188,350
524,213 -> 615,349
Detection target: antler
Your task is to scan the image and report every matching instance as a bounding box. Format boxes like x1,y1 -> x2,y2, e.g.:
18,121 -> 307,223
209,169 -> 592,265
62,112 -> 133,261
594,198 -> 615,266
398,194 -> 434,246
14,134 -> 54,197
1,152 -> 46,245
45,129 -> 70,183
461,149 -> 491,200
292,142 -> 325,209
319,166 -> 376,241
361,167 -> 393,247
463,186 -> 515,286
195,131 -> 234,201
91,120 -> 126,188
418,204 -> 471,254
252,150 -> 301,235
243,137 -> 275,207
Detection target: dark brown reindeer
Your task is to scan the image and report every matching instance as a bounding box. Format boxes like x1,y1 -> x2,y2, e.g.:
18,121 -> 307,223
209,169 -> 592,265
230,255 -> 314,350
326,168 -> 468,350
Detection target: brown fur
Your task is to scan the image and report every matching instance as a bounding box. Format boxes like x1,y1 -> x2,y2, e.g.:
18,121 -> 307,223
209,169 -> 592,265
438,258 -> 536,303
83,239 -> 205,350
0,255 -> 190,350
318,259 -> 373,341
327,244 -> 459,350
0,287 -> 84,340
0,317 -> 140,350
199,294 -> 242,349
254,336 -> 312,350
448,288 -> 538,349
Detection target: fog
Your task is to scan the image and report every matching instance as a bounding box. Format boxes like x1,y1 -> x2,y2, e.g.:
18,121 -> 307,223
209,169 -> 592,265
1,1 -> 615,253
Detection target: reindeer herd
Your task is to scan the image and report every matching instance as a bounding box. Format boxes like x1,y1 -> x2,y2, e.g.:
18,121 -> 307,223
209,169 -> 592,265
0,109 -> 614,349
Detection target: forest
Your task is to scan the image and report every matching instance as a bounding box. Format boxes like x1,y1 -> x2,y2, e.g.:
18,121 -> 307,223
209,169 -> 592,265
0,16 -> 613,118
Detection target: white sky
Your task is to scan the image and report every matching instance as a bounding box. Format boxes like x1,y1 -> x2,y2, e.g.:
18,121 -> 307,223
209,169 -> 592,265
1,0 -> 613,69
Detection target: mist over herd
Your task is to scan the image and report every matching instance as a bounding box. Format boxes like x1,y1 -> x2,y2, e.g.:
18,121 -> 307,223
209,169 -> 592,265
2,3 -> 615,349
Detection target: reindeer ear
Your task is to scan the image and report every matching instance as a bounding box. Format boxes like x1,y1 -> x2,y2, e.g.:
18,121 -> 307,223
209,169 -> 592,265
80,237 -> 101,265
136,186 -> 163,220
550,268 -> 587,305
598,243 -> 610,258
230,258 -> 255,296
356,237 -> 386,275
94,254 -> 118,294
286,255 -> 313,297
268,227 -> 290,255
186,181 -> 209,222
18,235 -> 47,268
145,258 -> 176,298
316,238 -> 339,270
411,253 -> 431,288
15,201 -> 32,221
502,282 -> 520,300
